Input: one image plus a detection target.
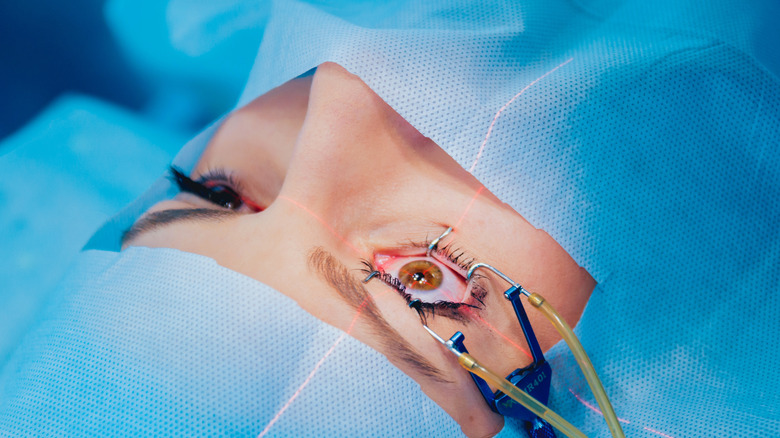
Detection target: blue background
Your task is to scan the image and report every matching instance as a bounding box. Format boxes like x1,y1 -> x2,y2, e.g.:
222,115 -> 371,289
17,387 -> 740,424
0,0 -> 149,141
0,0 -> 263,364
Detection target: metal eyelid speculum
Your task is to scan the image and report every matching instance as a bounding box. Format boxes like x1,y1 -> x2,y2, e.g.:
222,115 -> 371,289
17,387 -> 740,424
450,262 -> 555,434
426,227 -> 453,257
398,227 -> 554,433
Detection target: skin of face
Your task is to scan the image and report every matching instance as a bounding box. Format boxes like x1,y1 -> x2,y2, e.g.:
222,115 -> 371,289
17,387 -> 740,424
125,62 -> 595,437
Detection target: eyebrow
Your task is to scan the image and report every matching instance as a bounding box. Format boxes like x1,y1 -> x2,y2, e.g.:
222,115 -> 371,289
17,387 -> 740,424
307,247 -> 449,384
123,210 -> 449,382
121,208 -> 238,246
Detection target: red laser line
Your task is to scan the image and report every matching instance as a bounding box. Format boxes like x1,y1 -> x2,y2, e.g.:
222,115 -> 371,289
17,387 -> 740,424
257,292 -> 383,437
468,58 -> 574,173
454,185 -> 485,230
437,276 -> 534,361
278,195 -> 361,255
471,311 -> 533,360
569,389 -> 680,437
265,62 -> 579,430
568,388 -> 631,425
643,426 -> 676,438
257,332 -> 348,438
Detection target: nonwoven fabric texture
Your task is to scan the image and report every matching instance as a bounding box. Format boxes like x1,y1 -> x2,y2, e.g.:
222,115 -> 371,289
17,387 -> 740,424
0,94 -> 186,369
0,247 -> 462,436
7,0 -> 780,436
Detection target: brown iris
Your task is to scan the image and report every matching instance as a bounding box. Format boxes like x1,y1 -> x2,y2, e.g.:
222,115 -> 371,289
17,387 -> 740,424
398,260 -> 443,291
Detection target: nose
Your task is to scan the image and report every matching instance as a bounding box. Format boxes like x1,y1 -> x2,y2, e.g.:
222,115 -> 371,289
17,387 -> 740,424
278,63 -> 451,232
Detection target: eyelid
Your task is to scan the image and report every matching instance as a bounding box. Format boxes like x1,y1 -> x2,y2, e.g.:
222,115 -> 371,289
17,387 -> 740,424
376,250 -> 465,281
430,247 -> 473,277
361,253 -> 488,322
369,238 -> 486,307
197,167 -> 265,212
377,254 -> 469,302
378,238 -> 477,277
170,166 -> 264,212
195,167 -> 245,193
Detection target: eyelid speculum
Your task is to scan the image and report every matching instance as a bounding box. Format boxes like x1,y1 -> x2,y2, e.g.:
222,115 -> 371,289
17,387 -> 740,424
467,262 -> 530,297
427,226 -> 453,257
359,227 -> 491,323
361,226 -> 479,299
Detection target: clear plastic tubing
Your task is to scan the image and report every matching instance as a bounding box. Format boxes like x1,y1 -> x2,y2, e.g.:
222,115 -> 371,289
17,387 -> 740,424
527,293 -> 625,438
456,351 -> 588,438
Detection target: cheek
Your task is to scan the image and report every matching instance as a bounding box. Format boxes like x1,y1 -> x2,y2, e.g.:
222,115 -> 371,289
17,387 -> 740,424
463,289 -> 535,376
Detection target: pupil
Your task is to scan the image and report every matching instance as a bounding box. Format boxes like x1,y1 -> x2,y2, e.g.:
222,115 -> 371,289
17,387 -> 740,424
398,260 -> 443,291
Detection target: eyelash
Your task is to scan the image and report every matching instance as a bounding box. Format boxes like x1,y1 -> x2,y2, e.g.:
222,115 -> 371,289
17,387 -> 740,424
359,240 -> 487,321
424,241 -> 477,273
169,166 -> 263,212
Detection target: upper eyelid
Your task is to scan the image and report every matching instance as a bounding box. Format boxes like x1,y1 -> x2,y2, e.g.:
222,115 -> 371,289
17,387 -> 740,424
363,255 -> 487,319
371,242 -> 476,297
195,167 -> 246,192
170,166 -> 244,209
173,166 -> 265,212
391,237 -> 478,275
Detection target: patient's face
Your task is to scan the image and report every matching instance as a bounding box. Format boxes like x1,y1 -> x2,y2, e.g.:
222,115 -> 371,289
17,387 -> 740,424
124,63 -> 593,436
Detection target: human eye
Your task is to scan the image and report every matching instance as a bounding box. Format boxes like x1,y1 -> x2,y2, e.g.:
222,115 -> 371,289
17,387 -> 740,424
169,166 -> 264,212
361,242 -> 488,320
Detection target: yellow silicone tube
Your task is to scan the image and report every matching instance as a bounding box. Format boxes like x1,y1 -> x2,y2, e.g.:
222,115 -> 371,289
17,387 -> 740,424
456,352 -> 588,438
527,293 -> 625,438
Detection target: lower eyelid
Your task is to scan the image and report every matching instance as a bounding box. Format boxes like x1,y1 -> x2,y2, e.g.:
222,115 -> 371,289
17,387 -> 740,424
360,264 -> 487,322
239,196 -> 265,212
466,278 -> 489,309
375,255 -> 472,304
